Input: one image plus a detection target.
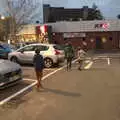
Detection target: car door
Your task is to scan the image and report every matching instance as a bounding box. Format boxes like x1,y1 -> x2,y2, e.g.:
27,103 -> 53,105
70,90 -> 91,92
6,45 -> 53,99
36,45 -> 49,58
0,46 -> 5,58
18,45 -> 36,63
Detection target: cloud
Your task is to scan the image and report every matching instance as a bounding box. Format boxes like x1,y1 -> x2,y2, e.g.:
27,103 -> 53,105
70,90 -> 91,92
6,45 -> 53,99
42,0 -> 110,7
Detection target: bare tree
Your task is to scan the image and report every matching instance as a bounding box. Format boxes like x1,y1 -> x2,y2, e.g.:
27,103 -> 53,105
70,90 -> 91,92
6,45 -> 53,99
0,20 -> 5,41
0,16 -> 9,41
5,0 -> 39,42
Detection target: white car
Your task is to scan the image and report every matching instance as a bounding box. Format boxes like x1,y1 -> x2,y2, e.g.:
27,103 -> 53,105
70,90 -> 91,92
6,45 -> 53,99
8,43 -> 65,68
0,59 -> 22,89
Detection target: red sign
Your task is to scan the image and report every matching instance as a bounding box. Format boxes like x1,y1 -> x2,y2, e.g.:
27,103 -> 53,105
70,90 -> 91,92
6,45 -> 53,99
40,25 -> 48,34
36,26 -> 41,34
102,23 -> 110,29
95,23 -> 110,29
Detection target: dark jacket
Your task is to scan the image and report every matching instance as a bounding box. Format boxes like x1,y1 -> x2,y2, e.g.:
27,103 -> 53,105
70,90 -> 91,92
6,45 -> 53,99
64,45 -> 74,59
33,54 -> 44,71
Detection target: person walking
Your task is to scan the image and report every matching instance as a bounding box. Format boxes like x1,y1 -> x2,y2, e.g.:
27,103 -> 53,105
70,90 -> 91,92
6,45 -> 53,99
33,48 -> 44,90
64,42 -> 74,71
77,47 -> 86,71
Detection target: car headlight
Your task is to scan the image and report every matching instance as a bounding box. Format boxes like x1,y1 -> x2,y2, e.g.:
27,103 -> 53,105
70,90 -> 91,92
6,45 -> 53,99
0,74 -> 5,86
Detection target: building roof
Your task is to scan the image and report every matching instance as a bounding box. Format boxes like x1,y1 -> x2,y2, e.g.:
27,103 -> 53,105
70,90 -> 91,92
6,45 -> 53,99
18,20 -> 120,35
47,20 -> 120,32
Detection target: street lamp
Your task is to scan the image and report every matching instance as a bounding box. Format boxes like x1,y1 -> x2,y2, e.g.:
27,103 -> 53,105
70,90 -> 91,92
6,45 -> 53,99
41,0 -> 43,24
1,16 -> 5,20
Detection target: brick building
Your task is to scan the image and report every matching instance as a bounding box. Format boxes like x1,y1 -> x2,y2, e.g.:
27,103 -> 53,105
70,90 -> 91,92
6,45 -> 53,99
46,20 -> 120,50
17,20 -> 120,50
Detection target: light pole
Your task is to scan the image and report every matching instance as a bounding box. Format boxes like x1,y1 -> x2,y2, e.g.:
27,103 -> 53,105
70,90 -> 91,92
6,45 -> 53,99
36,0 -> 43,24
41,0 -> 44,24
1,16 -> 5,20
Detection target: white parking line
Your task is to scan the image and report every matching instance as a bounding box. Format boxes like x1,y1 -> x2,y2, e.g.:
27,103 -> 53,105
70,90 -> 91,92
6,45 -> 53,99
44,68 -> 56,71
0,81 -> 37,106
24,78 -> 36,82
107,58 -> 111,65
0,59 -> 79,106
84,61 -> 93,70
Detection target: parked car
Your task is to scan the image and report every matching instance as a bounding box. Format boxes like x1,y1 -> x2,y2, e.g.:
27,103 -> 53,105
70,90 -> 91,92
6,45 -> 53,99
15,43 -> 26,49
8,43 -> 65,68
15,42 -> 37,49
0,44 -> 13,59
0,59 -> 23,89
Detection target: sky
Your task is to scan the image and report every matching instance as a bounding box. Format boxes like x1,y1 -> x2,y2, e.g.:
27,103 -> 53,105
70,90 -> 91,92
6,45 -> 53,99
42,0 -> 120,19
0,0 -> 120,22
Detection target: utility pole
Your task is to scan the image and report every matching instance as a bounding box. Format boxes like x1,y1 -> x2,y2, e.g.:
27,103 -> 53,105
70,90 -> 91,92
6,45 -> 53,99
41,0 -> 44,24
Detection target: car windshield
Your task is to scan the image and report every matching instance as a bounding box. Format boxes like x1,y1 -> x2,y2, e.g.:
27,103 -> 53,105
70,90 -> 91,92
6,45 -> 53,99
53,45 -> 63,50
2,44 -> 16,50
0,44 -> 10,49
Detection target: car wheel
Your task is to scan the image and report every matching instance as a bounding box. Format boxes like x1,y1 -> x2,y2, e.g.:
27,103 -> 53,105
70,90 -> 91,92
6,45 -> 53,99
11,56 -> 18,63
44,58 -> 53,68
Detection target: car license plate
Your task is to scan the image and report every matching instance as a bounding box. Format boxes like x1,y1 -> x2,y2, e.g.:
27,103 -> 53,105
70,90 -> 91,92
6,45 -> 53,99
10,75 -> 20,82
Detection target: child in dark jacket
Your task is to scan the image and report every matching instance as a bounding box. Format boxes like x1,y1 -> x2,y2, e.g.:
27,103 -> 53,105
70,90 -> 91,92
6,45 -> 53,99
33,48 -> 44,89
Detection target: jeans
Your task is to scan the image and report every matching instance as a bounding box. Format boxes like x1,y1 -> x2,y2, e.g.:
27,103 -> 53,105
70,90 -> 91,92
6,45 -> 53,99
66,57 -> 72,70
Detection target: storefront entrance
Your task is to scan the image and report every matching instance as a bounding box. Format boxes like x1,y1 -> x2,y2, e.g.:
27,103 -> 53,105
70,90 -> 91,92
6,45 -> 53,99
96,37 -> 103,49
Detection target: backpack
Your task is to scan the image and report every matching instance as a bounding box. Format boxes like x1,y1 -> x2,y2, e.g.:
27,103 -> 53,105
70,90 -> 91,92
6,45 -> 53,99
65,46 -> 74,58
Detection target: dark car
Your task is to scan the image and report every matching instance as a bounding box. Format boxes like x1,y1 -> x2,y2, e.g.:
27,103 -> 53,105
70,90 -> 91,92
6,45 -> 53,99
0,60 -> 23,89
0,44 -> 13,59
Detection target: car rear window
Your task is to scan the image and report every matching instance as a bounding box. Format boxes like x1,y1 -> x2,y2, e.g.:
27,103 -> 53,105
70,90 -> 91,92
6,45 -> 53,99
53,45 -> 63,50
41,46 -> 49,51
36,45 -> 49,51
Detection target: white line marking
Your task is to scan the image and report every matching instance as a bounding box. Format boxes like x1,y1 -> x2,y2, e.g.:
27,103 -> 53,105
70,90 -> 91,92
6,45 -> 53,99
24,78 -> 36,82
0,59 -> 78,106
84,61 -> 93,70
97,56 -> 108,58
107,58 -> 110,65
0,81 -> 37,106
85,60 -> 91,64
44,68 -> 55,71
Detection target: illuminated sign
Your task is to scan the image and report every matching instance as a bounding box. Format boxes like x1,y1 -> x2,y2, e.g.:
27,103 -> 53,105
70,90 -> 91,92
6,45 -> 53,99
40,25 -> 48,34
95,23 -> 110,29
36,25 -> 48,34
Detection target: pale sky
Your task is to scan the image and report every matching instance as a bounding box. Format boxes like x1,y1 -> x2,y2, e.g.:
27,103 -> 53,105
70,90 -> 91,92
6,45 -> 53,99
0,0 -> 120,22
42,0 -> 120,19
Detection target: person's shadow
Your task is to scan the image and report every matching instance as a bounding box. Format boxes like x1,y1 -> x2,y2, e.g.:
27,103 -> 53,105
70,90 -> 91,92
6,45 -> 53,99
42,88 -> 81,97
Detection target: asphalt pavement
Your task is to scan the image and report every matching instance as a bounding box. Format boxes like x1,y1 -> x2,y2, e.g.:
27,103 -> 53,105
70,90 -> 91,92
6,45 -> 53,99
0,57 -> 120,120
0,65 -> 58,104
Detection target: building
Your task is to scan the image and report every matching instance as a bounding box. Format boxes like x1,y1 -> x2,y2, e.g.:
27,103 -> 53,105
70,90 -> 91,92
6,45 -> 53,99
43,4 -> 95,23
17,24 -> 52,44
16,25 -> 36,42
46,20 -> 120,50
17,20 -> 120,50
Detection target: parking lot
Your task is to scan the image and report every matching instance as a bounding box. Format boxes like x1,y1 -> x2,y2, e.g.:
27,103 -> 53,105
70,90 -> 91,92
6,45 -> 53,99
0,55 -> 120,106
0,63 -> 64,105
0,55 -> 120,120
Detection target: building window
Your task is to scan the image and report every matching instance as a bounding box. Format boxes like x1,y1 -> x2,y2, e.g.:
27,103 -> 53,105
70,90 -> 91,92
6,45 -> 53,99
82,38 -> 86,41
